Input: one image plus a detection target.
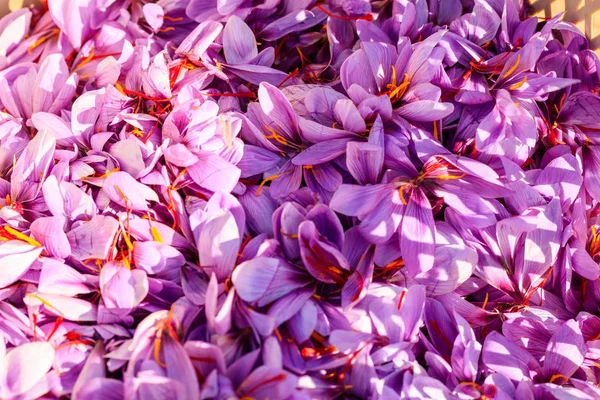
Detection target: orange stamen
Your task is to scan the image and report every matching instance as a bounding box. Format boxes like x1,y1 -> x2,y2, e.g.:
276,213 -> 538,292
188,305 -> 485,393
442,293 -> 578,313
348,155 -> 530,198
264,126 -> 288,145
76,46 -> 95,70
508,75 -> 527,90
549,374 -> 569,384
154,329 -> 167,367
385,66 -> 410,103
163,15 -> 183,22
256,174 -> 280,196
398,186 -> 408,205
482,292 -> 489,310
27,29 -> 59,54
500,54 -> 521,79
433,121 -> 439,140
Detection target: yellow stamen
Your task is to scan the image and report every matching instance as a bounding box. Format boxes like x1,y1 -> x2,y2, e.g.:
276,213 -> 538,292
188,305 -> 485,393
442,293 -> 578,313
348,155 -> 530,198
151,226 -> 164,243
436,172 -> 466,180
120,227 -> 134,252
508,75 -> 527,90
482,292 -> 489,310
387,72 -> 410,103
432,121 -> 439,140
26,294 -> 64,316
122,256 -> 131,270
115,185 -> 129,206
131,127 -> 144,137
220,116 -> 233,150
115,82 -> 126,95
115,186 -> 134,252
500,54 -> 521,79
4,226 -> 42,247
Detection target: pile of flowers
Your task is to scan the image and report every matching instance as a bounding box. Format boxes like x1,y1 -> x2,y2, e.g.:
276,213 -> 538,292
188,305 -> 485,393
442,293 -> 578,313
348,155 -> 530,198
1,0 -> 600,398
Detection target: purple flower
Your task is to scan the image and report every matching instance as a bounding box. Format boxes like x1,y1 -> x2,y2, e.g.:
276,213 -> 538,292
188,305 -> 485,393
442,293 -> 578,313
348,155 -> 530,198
0,0 -> 598,396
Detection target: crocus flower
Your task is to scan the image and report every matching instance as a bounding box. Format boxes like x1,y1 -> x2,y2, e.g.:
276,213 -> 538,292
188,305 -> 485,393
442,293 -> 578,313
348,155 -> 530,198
0,0 -> 598,396
340,31 -> 454,124
331,153 -> 509,274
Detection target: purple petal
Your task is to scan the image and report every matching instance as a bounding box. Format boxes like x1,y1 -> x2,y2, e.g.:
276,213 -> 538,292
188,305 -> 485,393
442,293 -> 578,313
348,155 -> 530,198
397,100 -> 454,122
66,215 -> 119,261
142,4 -> 164,32
482,331 -> 540,382
292,139 -> 350,166
400,187 -> 436,275
543,319 -> 585,381
102,171 -> 159,212
298,220 -> 349,284
0,241 -> 43,289
231,257 -> 279,303
100,261 -> 148,314
237,366 -> 297,400
223,16 -> 258,64
187,151 -> 241,193
0,341 -> 54,397
346,142 -> 384,185
197,209 -> 240,281
30,216 -> 71,259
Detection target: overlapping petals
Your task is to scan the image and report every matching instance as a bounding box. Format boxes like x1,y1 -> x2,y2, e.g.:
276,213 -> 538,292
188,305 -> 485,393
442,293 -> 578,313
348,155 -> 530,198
0,0 -> 599,399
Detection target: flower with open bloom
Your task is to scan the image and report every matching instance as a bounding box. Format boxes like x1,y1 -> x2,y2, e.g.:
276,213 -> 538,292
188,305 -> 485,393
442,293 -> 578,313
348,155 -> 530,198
0,0 -> 599,398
